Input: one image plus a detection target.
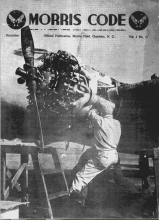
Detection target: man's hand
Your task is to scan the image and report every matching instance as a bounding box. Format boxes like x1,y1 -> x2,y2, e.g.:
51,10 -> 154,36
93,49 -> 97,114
76,105 -> 93,118
70,84 -> 92,116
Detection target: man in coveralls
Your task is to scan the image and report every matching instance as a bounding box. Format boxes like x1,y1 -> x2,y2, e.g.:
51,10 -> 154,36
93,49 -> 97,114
69,68 -> 140,205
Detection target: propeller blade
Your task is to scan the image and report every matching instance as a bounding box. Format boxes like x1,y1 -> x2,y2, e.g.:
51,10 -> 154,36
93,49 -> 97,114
21,26 -> 44,152
21,25 -> 34,66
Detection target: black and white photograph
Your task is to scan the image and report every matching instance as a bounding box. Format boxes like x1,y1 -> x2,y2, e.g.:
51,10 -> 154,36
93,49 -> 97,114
0,0 -> 159,219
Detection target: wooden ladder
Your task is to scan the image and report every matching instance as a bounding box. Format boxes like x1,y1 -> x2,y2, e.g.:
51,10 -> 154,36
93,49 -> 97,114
1,144 -> 70,219
30,146 -> 69,218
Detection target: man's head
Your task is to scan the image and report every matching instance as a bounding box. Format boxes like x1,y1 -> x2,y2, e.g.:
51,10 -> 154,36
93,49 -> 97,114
99,100 -> 115,117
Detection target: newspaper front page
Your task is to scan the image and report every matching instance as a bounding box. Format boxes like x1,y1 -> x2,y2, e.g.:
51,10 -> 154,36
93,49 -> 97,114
1,0 -> 159,219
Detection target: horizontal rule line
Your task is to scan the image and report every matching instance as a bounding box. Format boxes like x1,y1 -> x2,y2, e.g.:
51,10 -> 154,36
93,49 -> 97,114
31,29 -> 126,31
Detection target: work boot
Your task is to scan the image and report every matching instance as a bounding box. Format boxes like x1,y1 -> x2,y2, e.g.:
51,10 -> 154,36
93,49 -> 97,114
69,190 -> 83,205
69,188 -> 88,207
80,186 -> 88,207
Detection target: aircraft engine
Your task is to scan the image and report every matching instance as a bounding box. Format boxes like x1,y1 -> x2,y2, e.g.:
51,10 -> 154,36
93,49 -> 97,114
16,50 -> 89,117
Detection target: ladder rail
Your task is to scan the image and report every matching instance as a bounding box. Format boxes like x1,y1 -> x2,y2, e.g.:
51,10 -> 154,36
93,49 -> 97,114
1,144 -> 69,219
44,147 -> 69,193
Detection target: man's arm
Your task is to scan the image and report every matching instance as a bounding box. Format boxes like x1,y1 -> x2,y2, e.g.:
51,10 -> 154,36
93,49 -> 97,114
87,109 -> 103,127
70,87 -> 115,118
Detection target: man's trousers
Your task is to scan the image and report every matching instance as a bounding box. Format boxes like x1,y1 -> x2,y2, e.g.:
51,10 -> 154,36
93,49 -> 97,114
71,148 -> 139,194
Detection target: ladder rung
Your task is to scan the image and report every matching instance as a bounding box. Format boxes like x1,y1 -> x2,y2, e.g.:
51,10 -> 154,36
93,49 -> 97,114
42,169 -> 64,175
48,191 -> 69,200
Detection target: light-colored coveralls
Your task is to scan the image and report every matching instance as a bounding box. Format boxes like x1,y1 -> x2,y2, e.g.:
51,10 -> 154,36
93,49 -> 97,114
71,109 -> 121,192
70,74 -> 139,195
71,109 -> 139,195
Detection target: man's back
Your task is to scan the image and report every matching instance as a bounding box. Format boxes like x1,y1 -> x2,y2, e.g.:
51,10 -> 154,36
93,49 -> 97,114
88,111 -> 121,151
